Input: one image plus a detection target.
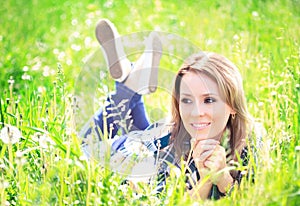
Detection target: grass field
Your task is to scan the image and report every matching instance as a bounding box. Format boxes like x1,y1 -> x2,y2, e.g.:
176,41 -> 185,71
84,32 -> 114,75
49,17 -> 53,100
0,0 -> 299,205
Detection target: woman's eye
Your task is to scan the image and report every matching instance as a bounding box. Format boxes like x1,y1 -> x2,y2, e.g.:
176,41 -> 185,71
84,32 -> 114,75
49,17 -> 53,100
181,98 -> 192,104
204,97 -> 216,104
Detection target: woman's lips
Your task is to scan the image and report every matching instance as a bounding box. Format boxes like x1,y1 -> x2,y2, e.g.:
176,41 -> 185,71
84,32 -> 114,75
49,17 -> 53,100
191,122 -> 211,130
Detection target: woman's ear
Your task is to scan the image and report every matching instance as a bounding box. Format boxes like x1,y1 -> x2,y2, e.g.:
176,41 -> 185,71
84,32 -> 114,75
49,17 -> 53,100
230,110 -> 236,120
230,110 -> 236,115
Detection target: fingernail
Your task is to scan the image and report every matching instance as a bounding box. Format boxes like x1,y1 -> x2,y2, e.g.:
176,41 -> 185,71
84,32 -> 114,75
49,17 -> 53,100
194,157 -> 201,162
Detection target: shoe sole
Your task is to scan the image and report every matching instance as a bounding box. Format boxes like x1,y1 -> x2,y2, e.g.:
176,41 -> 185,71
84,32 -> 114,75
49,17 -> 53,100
95,20 -> 124,80
148,35 -> 162,93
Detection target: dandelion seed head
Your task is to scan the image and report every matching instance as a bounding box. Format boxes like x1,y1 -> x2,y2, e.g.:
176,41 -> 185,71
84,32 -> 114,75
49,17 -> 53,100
206,39 -> 213,46
66,127 -> 74,136
84,36 -> 92,47
85,18 -> 92,26
8,76 -> 15,84
233,34 -> 240,41
100,71 -> 106,79
258,102 -> 264,107
252,11 -> 259,17
16,156 -> 26,166
32,60 -> 42,71
22,73 -> 31,80
119,184 -> 128,193
43,66 -> 51,77
23,66 -> 29,72
71,19 -> 78,26
0,179 -> 9,189
38,86 -> 46,94
79,155 -> 88,161
65,158 -> 73,165
66,59 -> 72,65
0,163 -> 6,169
16,150 -> 23,158
0,125 -> 21,145
71,44 -> 81,51
97,182 -> 104,189
32,133 -> 55,149
53,48 -> 59,55
58,52 -> 66,61
54,155 -> 60,162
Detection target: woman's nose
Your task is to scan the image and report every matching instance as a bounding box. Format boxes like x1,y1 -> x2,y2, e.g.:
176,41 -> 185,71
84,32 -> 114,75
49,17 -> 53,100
191,102 -> 205,116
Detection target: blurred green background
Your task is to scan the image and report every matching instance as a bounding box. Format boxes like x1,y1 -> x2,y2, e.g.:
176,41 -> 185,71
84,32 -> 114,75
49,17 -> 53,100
1,0 -> 299,124
0,0 -> 299,205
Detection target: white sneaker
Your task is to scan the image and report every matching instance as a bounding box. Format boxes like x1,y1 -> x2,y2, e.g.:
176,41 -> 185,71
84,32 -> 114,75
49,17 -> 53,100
95,19 -> 131,82
124,32 -> 162,95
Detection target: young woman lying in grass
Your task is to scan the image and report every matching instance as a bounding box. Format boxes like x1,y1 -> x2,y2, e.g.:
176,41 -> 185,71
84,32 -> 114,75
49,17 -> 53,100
81,19 -> 261,200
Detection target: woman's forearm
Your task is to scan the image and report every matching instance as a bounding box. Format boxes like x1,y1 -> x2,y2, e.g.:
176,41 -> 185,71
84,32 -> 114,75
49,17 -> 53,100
189,179 -> 213,200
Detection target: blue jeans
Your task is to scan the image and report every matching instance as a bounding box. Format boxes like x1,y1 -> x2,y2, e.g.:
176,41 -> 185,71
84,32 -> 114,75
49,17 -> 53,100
83,82 -> 150,139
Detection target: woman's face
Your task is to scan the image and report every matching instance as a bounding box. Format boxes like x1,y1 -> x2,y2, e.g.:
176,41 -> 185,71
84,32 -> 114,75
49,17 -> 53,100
179,72 -> 234,141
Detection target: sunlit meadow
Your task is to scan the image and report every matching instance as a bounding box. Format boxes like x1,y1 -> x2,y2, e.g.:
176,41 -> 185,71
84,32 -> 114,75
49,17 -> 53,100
1,0 -> 299,205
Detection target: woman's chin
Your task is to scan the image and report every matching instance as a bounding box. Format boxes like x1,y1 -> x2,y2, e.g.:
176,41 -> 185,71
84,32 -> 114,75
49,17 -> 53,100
191,134 -> 219,141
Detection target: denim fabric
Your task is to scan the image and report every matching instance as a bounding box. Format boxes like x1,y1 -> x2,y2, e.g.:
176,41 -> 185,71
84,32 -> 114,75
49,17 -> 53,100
84,82 -> 150,139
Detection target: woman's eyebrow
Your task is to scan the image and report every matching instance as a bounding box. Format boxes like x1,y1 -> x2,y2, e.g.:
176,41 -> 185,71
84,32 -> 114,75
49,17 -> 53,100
180,93 -> 192,97
180,92 -> 218,97
202,93 -> 218,96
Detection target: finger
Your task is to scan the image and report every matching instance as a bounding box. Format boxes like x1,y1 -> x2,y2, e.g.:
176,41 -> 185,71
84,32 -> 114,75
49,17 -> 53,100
204,159 -> 215,169
192,140 -> 217,154
196,143 -> 216,151
194,157 -> 208,170
197,139 -> 220,145
209,145 -> 226,158
190,138 -> 197,149
199,149 -> 215,161
192,145 -> 215,159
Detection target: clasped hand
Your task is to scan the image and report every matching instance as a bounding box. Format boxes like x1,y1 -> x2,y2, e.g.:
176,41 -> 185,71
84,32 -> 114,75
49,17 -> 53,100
191,138 -> 228,184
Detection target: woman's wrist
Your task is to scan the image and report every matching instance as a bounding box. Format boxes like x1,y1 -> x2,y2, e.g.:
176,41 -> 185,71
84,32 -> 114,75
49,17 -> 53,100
216,172 -> 234,194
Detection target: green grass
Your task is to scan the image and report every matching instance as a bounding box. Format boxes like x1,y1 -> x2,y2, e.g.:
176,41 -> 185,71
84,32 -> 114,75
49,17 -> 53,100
1,0 -> 299,205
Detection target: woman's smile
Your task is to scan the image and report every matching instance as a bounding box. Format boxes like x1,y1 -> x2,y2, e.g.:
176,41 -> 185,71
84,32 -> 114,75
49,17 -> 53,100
191,122 -> 211,130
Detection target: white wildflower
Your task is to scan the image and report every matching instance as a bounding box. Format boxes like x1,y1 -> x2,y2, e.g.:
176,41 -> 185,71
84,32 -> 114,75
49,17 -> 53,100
39,134 -> 55,149
32,132 -> 55,149
43,65 -> 51,76
38,86 -> 46,93
21,73 -> 31,80
73,200 -> 80,205
0,163 -> 6,169
252,11 -> 259,17
22,66 -> 29,72
79,155 -> 88,161
16,150 -> 23,158
15,150 -> 27,166
0,179 -> 9,189
0,125 -> 21,144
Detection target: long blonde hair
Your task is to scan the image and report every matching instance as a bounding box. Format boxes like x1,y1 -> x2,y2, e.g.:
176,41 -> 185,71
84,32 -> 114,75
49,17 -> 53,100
170,52 -> 252,160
